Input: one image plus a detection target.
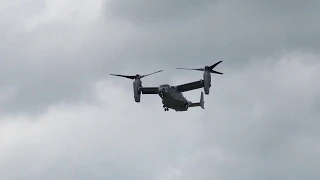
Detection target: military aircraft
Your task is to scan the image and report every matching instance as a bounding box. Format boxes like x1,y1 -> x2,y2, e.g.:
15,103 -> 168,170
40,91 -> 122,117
110,70 -> 205,112
176,61 -> 223,95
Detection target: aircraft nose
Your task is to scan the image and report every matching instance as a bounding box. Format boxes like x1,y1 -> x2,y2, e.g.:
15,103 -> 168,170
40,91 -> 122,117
158,86 -> 168,93
158,85 -> 169,98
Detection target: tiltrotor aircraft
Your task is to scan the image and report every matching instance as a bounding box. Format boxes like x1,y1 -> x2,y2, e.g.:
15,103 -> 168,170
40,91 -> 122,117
110,61 -> 222,112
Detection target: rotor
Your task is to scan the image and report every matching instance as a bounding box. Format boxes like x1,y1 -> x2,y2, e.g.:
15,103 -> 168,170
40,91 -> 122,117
176,61 -> 223,74
110,70 -> 163,80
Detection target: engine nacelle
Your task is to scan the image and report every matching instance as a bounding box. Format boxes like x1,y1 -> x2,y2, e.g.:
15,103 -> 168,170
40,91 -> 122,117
203,71 -> 211,95
133,79 -> 142,102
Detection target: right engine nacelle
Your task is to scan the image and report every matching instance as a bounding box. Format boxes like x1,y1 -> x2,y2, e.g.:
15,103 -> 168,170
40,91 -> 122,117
133,79 -> 142,102
203,71 -> 211,95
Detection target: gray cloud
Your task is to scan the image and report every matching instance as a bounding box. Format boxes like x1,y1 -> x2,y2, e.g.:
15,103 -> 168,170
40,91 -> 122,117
1,53 -> 319,180
0,1 -> 320,179
104,0 -> 217,23
165,54 -> 320,179
1,0 -> 320,114
107,0 -> 320,68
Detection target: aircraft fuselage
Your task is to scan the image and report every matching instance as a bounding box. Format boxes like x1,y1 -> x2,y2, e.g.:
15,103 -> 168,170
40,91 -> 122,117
158,84 -> 190,111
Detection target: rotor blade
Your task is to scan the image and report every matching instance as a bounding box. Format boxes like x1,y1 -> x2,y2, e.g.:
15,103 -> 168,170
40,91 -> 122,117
210,70 -> 223,74
110,74 -> 136,79
141,70 -> 163,78
209,61 -> 222,70
176,68 -> 204,71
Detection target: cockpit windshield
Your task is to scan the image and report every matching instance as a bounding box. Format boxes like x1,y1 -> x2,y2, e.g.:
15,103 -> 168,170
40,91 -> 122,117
160,84 -> 174,90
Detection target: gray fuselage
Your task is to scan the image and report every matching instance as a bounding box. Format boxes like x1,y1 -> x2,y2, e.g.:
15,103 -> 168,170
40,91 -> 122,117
158,84 -> 190,111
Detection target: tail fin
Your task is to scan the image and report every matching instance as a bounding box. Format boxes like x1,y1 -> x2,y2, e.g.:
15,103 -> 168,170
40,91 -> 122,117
200,91 -> 204,109
188,91 -> 205,109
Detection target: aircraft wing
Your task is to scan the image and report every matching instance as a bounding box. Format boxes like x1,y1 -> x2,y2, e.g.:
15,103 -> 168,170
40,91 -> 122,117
176,80 -> 204,92
139,87 -> 159,94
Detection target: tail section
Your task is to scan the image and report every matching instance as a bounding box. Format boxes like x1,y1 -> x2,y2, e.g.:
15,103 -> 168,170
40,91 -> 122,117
200,91 -> 204,109
188,91 -> 205,109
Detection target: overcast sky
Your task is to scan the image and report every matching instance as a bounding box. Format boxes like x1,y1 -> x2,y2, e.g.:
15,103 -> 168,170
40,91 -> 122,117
0,0 -> 320,179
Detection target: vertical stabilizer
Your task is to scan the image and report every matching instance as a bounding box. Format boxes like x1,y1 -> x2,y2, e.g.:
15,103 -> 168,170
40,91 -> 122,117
200,91 -> 204,109
188,91 -> 205,109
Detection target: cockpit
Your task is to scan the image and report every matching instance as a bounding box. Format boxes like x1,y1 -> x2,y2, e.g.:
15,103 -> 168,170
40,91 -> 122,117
159,84 -> 174,92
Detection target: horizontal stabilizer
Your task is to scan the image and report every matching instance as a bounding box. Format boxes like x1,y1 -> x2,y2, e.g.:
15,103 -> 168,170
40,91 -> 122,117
188,91 -> 205,109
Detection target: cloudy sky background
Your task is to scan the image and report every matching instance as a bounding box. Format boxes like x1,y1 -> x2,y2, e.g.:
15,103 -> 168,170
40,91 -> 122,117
1,0 -> 320,179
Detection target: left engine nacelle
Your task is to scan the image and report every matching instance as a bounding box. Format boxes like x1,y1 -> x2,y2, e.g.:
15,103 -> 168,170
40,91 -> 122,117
133,79 -> 142,102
